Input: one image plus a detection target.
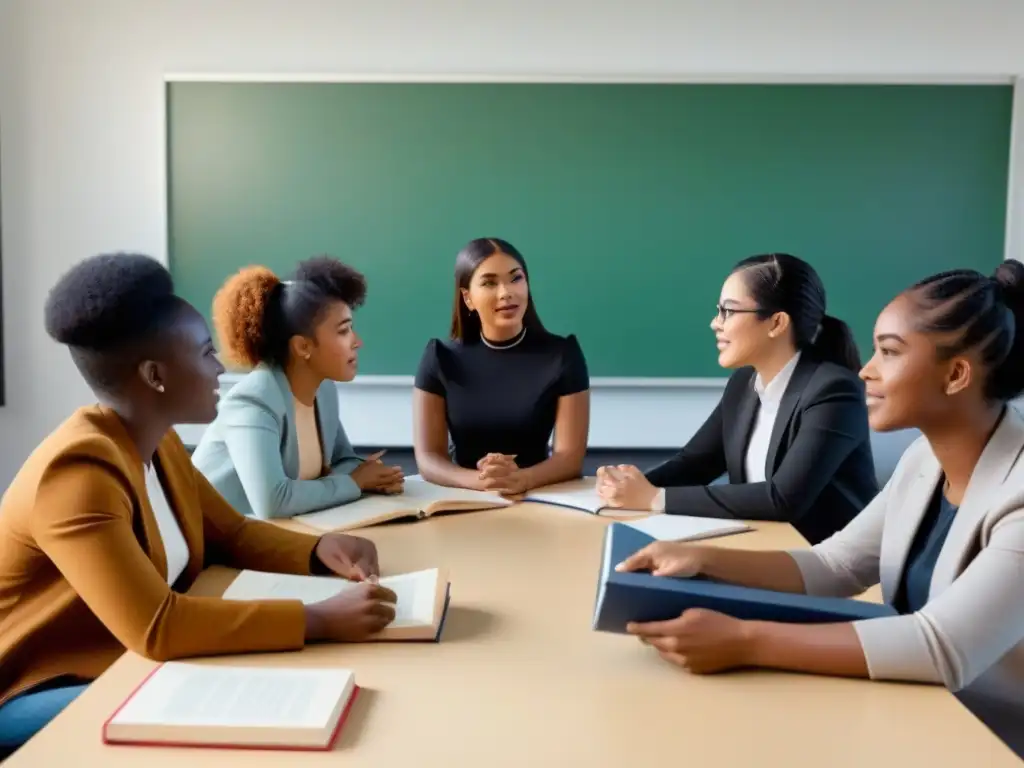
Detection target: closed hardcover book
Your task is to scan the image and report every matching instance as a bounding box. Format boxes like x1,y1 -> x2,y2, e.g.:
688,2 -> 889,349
592,523 -> 896,633
104,663 -> 359,751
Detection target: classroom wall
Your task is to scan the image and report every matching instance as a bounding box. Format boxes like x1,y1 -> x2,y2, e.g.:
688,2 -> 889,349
2,0 -> 1024,487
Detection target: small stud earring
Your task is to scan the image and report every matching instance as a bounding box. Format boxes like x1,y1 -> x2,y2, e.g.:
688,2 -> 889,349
303,353 -> 311,361
156,384 -> 165,393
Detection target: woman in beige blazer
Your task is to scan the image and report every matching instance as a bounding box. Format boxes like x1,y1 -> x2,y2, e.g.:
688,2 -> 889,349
618,261 -> 1024,754
0,254 -> 399,755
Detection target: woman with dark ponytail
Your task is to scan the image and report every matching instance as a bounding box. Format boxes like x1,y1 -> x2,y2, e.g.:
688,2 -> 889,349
598,253 -> 878,544
192,257 -> 404,520
616,260 -> 1024,757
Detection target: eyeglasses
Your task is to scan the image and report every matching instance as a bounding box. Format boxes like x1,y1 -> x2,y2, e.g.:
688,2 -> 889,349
715,304 -> 765,322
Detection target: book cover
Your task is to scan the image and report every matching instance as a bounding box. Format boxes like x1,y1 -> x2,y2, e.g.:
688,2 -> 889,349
592,523 -> 896,633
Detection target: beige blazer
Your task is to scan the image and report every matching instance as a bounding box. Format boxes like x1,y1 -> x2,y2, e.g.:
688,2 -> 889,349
788,404 -> 1024,752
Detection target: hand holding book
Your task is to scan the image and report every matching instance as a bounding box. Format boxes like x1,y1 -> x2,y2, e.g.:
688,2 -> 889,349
304,581 -> 398,642
593,523 -> 894,677
615,540 -> 705,578
612,538 -> 838,673
627,607 -> 755,674
224,568 -> 450,643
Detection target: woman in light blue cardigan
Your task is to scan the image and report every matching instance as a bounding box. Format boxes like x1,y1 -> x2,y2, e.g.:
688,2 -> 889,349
192,258 -> 404,520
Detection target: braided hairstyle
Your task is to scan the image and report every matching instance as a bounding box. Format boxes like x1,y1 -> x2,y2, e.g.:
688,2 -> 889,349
903,260 -> 1024,402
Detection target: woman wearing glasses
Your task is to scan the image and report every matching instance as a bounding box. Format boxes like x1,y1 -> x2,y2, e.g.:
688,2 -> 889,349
597,253 -> 877,544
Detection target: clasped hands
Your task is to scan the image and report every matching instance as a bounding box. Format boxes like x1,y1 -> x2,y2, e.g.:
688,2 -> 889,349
614,541 -> 755,674
475,453 -> 531,496
595,464 -> 659,510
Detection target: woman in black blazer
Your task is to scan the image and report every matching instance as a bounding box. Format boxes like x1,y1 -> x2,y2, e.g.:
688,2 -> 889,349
597,253 -> 878,544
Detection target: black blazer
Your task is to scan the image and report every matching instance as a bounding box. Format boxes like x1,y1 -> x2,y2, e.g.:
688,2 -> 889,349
645,356 -> 878,545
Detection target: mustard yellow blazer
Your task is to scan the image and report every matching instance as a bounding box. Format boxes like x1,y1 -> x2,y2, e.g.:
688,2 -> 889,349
0,406 -> 324,706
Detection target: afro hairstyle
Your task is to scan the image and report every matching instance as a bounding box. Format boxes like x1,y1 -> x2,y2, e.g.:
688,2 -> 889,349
45,253 -> 190,392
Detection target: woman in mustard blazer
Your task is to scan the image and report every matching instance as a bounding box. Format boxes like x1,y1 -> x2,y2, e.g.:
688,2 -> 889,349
0,254 -> 398,755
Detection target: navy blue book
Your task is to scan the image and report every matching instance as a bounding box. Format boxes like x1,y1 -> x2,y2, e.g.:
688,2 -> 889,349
592,523 -> 896,633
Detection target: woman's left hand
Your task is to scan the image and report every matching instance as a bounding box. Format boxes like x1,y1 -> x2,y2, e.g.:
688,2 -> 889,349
492,469 -> 532,497
596,465 -> 659,510
314,533 -> 380,581
627,608 -> 756,673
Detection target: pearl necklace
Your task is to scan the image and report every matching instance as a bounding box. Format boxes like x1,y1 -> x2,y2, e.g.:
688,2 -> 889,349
481,327 -> 527,350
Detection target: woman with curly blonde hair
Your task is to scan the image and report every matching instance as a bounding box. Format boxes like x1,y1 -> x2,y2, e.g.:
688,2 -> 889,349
192,256 -> 403,520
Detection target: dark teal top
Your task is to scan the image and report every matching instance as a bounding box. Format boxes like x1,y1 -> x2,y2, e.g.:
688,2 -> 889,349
894,479 -> 959,615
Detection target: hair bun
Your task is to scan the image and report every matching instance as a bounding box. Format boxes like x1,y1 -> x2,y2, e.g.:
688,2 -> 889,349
993,259 -> 1024,306
211,265 -> 281,369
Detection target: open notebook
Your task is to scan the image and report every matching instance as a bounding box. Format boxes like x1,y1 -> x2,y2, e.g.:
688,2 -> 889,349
221,567 -> 451,641
621,515 -> 750,542
523,478 -> 652,518
294,476 -> 511,532
524,479 -> 749,541
104,663 -> 358,751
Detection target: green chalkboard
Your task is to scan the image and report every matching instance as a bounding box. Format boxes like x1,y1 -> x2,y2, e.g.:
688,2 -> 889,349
166,82 -> 1012,377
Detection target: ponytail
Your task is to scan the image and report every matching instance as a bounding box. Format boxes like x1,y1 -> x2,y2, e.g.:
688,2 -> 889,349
732,253 -> 860,372
810,314 -> 861,373
212,265 -> 281,370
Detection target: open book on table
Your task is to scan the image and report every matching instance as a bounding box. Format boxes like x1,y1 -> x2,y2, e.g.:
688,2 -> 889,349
104,662 -> 358,751
221,567 -> 451,642
524,479 -> 751,541
592,522 -> 896,634
294,475 -> 512,532
523,477 -> 653,518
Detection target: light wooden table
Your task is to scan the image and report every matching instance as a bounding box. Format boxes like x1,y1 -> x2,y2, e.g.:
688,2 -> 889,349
5,504 -> 1019,766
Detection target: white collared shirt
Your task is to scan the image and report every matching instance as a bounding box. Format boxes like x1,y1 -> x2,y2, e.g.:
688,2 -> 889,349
651,352 -> 801,510
145,463 -> 190,585
743,351 -> 801,483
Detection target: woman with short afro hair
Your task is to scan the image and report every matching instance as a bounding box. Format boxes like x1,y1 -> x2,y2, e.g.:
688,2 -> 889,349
192,256 -> 404,520
0,253 -> 398,756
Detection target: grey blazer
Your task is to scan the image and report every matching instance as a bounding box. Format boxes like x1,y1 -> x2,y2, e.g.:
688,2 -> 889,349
191,364 -> 363,520
787,405 -> 1024,754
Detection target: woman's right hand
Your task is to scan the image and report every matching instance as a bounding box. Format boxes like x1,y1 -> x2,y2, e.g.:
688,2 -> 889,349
303,582 -> 399,642
350,452 -> 404,493
615,541 -> 707,578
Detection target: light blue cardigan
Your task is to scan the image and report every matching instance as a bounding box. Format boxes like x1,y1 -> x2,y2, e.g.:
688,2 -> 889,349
191,364 -> 364,520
